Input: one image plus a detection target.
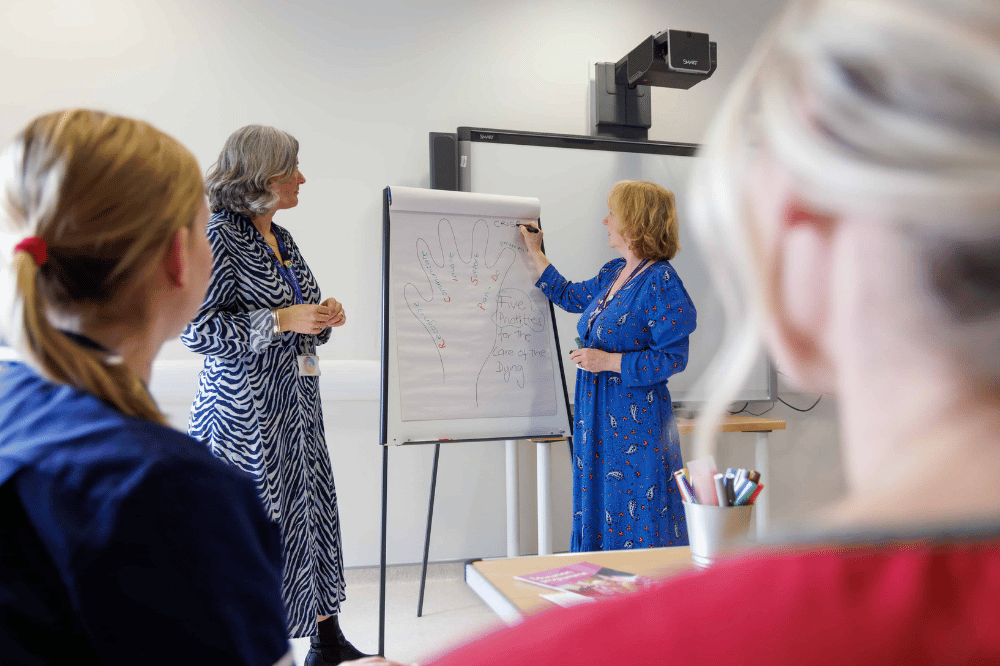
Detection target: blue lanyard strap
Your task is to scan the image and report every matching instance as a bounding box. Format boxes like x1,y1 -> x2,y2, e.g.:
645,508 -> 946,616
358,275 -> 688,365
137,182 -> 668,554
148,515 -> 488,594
258,227 -> 305,305
586,259 -> 649,335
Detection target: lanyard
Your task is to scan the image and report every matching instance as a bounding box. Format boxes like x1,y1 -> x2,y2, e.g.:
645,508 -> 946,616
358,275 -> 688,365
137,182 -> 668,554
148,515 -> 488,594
586,259 -> 649,335
258,228 -> 305,305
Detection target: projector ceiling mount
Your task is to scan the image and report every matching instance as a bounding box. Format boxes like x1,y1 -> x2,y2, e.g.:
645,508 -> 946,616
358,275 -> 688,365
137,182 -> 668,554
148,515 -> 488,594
594,29 -> 717,140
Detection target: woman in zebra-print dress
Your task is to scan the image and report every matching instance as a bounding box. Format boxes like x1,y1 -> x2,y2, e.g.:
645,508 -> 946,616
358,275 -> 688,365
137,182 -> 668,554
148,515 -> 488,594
182,125 -> 367,666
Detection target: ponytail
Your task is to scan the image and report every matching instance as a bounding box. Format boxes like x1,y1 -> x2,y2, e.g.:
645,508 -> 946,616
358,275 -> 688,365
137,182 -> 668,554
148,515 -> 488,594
13,246 -> 166,424
1,109 -> 203,425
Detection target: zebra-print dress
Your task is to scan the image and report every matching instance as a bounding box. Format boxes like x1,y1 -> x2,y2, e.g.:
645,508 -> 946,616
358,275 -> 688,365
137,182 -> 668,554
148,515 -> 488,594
182,208 -> 345,639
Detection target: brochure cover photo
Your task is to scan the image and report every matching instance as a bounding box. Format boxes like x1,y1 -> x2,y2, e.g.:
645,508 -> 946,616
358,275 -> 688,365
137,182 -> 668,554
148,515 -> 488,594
514,561 -> 657,607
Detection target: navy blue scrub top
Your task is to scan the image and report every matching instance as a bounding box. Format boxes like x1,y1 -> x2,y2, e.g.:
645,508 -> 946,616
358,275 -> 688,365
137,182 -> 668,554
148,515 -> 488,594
0,362 -> 290,666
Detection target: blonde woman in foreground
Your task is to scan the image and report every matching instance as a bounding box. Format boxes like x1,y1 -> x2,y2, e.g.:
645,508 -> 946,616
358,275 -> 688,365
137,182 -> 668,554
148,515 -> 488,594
361,1 -> 1000,664
0,110 -> 297,665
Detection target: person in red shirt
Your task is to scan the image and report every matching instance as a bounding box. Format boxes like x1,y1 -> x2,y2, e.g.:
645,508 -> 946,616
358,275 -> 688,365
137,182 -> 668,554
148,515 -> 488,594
363,1 -> 1000,664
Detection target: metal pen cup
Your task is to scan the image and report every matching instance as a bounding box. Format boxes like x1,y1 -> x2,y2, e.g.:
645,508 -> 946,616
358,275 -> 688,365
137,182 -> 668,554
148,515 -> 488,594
682,501 -> 753,569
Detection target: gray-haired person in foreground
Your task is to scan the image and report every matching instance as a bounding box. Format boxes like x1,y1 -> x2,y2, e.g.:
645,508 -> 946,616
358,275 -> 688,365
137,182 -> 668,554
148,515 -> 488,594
365,0 -> 1000,664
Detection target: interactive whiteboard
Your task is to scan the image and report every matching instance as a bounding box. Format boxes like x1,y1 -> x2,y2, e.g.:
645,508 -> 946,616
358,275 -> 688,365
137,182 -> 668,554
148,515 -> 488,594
380,186 -> 572,445
457,128 -> 777,405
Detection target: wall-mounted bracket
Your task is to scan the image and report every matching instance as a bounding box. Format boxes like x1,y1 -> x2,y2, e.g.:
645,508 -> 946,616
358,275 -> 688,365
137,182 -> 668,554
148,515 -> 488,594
593,62 -> 651,140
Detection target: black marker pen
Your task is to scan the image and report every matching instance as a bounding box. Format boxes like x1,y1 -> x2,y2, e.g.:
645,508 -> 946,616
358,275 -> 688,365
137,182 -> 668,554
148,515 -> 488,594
516,223 -> 539,234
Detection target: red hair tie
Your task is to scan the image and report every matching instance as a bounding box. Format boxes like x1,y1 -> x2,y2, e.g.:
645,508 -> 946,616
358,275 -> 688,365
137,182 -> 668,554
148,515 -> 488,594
14,237 -> 48,266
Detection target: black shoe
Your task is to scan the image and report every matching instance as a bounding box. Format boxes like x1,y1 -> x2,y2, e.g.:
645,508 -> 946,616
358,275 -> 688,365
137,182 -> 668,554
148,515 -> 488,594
310,616 -> 374,664
303,638 -> 341,666
336,633 -> 370,662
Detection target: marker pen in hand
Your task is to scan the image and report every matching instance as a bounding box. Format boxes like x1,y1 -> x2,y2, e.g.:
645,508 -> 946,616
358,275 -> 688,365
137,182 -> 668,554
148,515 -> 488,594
516,223 -> 540,234
573,337 -> 583,369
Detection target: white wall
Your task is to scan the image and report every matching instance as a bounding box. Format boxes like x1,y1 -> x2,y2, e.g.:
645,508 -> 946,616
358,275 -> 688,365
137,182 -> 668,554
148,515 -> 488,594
3,0 -> 846,567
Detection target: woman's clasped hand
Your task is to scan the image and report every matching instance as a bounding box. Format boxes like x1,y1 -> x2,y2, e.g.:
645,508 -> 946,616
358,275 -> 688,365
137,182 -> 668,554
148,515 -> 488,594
279,299 -> 346,334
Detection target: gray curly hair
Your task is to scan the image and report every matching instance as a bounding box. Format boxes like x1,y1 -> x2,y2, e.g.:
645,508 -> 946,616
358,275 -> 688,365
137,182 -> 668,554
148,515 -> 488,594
205,125 -> 299,217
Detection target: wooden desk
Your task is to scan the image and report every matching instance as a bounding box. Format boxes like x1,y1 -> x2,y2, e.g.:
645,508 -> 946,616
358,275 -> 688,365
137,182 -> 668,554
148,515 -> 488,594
466,547 -> 694,624
675,414 -> 786,436
511,415 -> 785,557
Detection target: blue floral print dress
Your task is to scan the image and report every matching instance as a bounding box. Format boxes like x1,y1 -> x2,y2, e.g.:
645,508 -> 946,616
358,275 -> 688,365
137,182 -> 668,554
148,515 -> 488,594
537,259 -> 696,551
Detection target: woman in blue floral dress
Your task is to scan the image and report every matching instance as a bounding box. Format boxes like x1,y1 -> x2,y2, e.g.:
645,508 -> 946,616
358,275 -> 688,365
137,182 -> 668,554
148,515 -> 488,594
520,181 -> 696,551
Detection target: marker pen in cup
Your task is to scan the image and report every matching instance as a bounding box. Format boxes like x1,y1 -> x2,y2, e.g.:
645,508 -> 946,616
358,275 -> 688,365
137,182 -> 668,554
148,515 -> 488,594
713,473 -> 728,507
735,468 -> 748,487
673,470 -> 696,504
734,479 -> 758,506
724,468 -> 737,506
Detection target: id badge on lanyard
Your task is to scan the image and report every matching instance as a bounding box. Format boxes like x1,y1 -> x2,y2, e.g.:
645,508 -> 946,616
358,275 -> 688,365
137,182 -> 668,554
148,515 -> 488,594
297,354 -> 321,377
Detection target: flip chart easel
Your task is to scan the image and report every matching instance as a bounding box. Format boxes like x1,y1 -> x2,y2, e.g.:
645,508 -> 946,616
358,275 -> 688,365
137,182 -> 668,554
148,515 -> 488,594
378,186 -> 573,654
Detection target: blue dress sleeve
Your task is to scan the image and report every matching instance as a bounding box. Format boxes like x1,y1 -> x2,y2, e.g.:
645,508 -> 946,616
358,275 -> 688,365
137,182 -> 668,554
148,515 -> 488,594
620,263 -> 697,388
182,224 -> 275,359
22,457 -> 291,666
536,261 -> 621,314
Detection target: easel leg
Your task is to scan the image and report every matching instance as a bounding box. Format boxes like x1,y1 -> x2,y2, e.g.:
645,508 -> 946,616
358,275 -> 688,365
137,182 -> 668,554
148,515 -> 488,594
417,443 -> 441,617
378,444 -> 388,657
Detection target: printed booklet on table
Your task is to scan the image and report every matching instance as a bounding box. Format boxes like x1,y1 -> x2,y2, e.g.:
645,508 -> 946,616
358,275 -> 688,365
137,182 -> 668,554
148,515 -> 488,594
514,561 -> 656,608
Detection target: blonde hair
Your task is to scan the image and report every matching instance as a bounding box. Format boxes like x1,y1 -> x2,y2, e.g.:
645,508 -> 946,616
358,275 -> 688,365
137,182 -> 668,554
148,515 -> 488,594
607,180 -> 680,261
0,109 -> 204,424
687,0 -> 1000,460
205,125 -> 299,216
